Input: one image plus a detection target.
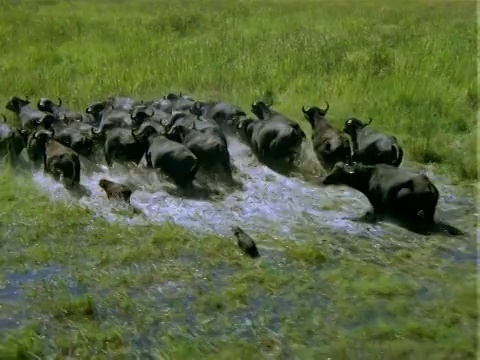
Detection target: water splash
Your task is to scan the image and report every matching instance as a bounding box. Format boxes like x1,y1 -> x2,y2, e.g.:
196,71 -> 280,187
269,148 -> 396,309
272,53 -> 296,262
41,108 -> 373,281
31,136 -> 475,242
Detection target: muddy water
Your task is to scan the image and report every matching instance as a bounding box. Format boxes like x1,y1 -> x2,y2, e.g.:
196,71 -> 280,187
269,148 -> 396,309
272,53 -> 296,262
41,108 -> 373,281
30,136 -> 477,247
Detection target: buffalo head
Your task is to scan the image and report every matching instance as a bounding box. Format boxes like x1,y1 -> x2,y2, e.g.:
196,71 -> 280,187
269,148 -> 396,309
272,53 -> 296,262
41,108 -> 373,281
132,124 -> 159,143
165,124 -> 191,143
37,97 -> 62,113
164,112 -> 187,132
34,128 -> 54,144
302,101 -> 329,121
5,96 -> 30,113
164,93 -> 180,101
35,113 -> 57,129
251,100 -> 272,120
189,101 -> 204,117
85,101 -> 112,116
342,117 -> 373,136
131,105 -> 154,125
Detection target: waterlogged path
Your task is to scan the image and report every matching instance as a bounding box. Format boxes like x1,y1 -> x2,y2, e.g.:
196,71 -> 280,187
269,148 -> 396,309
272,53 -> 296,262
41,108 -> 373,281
32,136 -> 477,245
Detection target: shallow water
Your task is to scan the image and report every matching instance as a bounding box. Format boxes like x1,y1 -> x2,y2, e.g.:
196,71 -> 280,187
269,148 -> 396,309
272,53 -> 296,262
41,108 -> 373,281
30,136 -> 476,245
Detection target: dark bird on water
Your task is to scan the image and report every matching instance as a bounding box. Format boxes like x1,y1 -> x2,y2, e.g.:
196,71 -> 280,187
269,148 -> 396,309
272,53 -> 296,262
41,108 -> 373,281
232,226 -> 260,258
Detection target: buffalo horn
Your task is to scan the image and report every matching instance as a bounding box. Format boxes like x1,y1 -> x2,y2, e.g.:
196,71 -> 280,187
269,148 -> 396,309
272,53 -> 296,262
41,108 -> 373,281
322,101 -> 330,113
57,98 -> 62,107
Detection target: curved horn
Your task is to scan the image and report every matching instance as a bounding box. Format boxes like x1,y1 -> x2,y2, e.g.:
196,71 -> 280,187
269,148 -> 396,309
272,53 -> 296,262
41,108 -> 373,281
323,101 -> 330,113
302,106 -> 310,114
91,126 -> 102,136
1,114 -> 7,122
165,114 -> 177,130
266,100 -> 273,107
57,98 -> 62,107
131,128 -> 139,141
366,117 -> 373,126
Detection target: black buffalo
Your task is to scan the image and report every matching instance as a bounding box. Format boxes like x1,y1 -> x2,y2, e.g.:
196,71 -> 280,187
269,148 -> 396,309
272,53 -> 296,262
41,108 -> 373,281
343,117 -> 404,167
321,161 -> 439,226
302,103 -> 352,171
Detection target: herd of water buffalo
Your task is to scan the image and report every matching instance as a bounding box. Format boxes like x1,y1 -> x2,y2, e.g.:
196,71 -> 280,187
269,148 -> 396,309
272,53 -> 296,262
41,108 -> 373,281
0,92 -> 445,234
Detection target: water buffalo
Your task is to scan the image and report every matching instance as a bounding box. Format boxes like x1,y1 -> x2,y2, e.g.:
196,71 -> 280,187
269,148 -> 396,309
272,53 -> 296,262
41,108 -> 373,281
151,98 -> 174,113
98,178 -> 133,203
148,93 -> 184,113
0,114 -> 27,161
5,96 -> 56,131
342,117 -> 404,167
87,101 -> 133,136
37,97 -> 86,124
302,103 -> 352,171
166,123 -> 234,182
29,129 -> 81,189
167,93 -> 196,112
50,122 -> 96,158
232,226 -> 260,258
164,111 -> 213,133
321,162 -> 439,225
191,100 -> 247,125
97,126 -> 145,167
130,104 -> 170,127
236,114 -> 306,162
132,124 -> 199,188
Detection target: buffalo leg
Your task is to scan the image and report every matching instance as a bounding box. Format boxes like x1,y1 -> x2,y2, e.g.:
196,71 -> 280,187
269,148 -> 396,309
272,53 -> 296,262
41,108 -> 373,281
74,159 -> 81,184
145,152 -> 153,168
105,154 -> 112,167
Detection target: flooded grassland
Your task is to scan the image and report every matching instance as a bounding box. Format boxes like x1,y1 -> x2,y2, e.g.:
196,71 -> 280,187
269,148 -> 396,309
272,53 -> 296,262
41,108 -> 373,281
0,134 -> 477,358
0,0 -> 478,358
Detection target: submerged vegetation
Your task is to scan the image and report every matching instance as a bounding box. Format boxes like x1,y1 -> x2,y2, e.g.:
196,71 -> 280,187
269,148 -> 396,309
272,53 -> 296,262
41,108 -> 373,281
0,0 -> 477,358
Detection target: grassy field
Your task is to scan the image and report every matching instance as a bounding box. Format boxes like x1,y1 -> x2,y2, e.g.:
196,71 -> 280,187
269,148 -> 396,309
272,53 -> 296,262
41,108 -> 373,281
0,0 -> 477,358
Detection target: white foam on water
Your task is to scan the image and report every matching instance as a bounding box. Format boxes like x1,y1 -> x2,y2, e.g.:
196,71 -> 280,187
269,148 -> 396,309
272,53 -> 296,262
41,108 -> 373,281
36,136 -> 461,240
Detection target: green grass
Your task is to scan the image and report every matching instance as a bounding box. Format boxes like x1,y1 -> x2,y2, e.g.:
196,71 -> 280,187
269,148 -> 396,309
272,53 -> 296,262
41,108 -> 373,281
0,0 -> 477,358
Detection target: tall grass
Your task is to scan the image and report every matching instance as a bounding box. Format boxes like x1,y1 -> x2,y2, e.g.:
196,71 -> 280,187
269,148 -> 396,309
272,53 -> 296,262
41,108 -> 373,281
0,0 -> 476,179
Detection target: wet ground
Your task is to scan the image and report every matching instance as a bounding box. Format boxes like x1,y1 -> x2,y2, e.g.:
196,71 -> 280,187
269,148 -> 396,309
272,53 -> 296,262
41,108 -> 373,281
0,136 -> 477,356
